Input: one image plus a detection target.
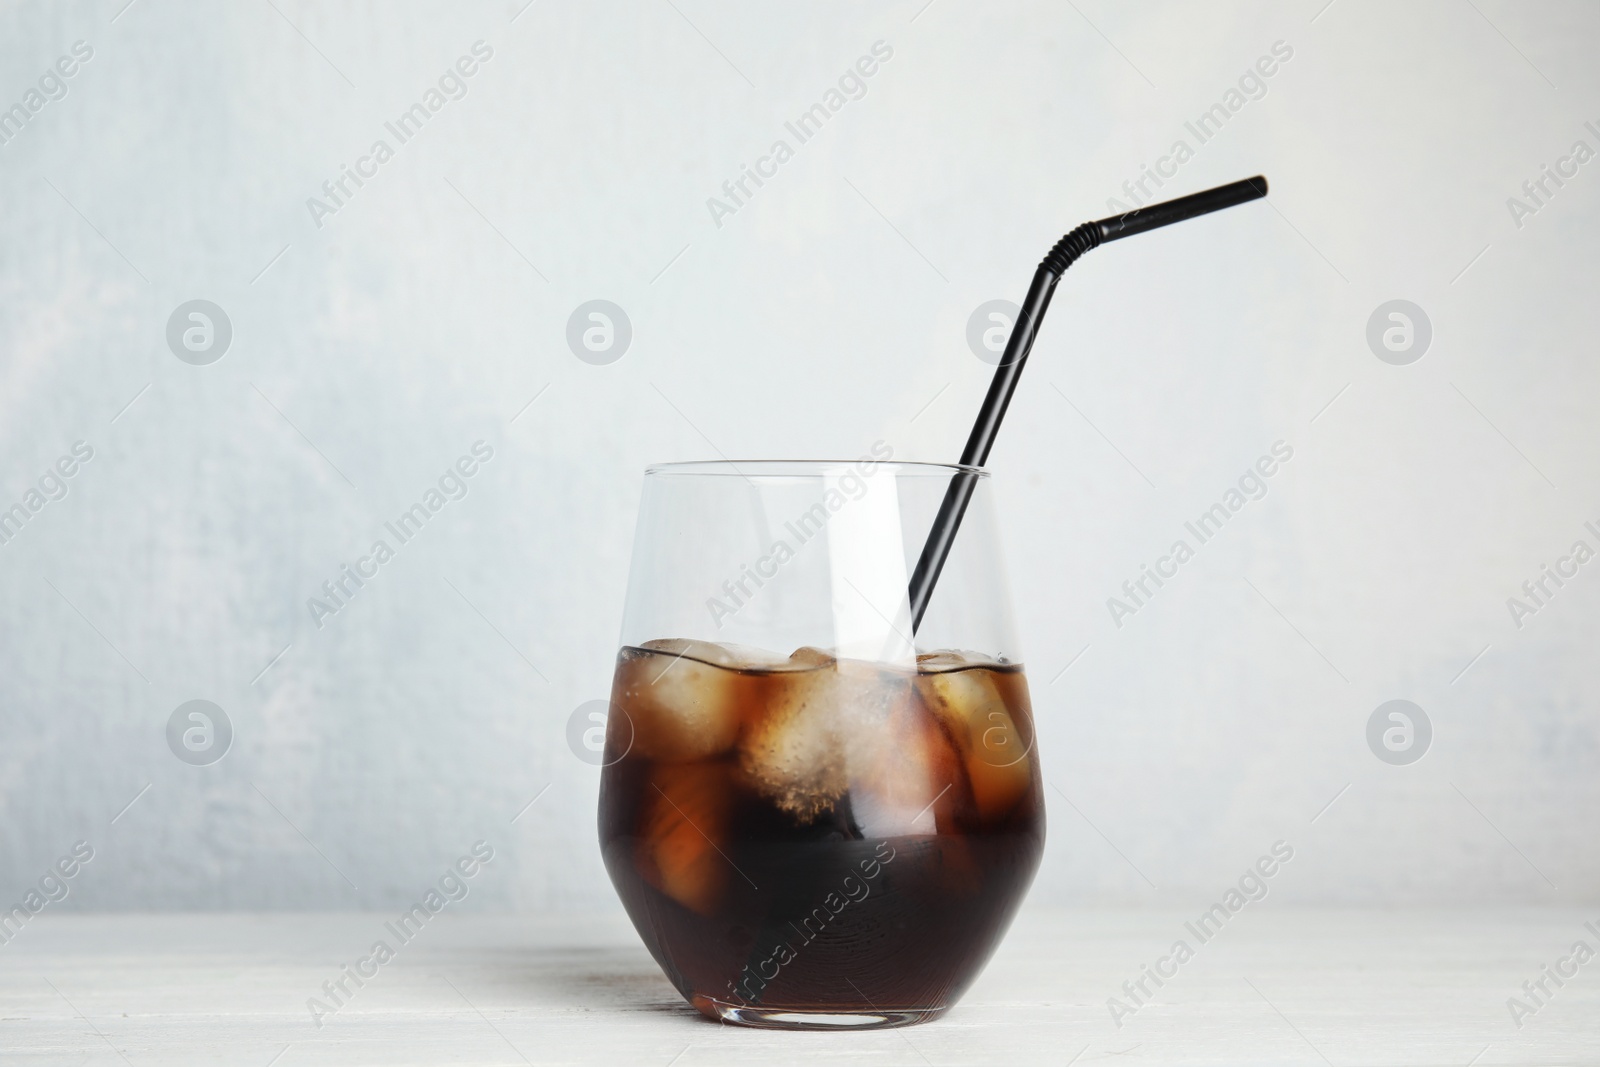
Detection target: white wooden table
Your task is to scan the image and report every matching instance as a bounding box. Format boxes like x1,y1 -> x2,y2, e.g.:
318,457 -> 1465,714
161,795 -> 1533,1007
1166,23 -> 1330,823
1,908 -> 1593,1065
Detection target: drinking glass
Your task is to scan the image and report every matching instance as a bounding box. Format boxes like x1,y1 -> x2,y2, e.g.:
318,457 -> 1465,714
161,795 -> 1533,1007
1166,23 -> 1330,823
598,458 -> 1044,1029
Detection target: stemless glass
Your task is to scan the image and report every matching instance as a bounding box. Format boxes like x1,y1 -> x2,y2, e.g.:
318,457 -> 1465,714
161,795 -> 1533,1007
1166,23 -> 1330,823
598,458 -> 1044,1030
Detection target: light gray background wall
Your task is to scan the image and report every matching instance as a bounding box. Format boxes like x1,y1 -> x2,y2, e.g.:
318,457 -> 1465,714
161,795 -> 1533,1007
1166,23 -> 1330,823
1,0 -> 1596,912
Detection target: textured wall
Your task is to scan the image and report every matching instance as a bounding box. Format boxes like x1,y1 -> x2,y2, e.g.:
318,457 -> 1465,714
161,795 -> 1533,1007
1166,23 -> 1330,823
0,0 -> 1595,912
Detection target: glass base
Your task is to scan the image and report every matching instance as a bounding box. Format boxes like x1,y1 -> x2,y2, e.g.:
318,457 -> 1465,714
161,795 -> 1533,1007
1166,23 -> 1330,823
697,998 -> 946,1030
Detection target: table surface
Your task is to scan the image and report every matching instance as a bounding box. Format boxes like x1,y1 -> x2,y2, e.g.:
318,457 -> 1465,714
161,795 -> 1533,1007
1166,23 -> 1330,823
1,908 -> 1595,1066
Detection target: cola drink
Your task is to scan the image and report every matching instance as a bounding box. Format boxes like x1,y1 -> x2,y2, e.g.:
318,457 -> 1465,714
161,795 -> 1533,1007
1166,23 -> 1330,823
598,638 -> 1045,1027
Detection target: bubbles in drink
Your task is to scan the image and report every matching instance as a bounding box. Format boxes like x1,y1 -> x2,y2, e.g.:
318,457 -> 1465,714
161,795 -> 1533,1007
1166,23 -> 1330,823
737,650 -> 890,823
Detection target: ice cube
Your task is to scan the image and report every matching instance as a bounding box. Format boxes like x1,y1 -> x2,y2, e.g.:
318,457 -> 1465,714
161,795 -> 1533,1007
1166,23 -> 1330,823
919,667 -> 1034,820
788,645 -> 837,669
736,657 -> 857,822
612,641 -> 747,762
634,762 -> 734,915
916,649 -> 1003,670
846,677 -> 964,837
640,637 -> 791,670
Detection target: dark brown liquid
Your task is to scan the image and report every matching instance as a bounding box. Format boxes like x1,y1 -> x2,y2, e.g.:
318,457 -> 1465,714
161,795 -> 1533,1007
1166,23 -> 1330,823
599,642 -> 1045,1019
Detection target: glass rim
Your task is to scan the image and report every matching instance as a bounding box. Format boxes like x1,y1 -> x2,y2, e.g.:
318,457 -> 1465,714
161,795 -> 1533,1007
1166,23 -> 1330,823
642,459 -> 990,479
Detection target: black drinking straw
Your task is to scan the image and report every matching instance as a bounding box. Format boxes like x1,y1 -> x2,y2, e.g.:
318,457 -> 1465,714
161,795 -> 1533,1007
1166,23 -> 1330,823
907,175 -> 1269,633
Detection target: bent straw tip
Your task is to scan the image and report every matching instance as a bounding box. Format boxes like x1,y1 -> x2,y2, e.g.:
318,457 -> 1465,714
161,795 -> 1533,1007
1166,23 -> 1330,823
1095,173 -> 1270,243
